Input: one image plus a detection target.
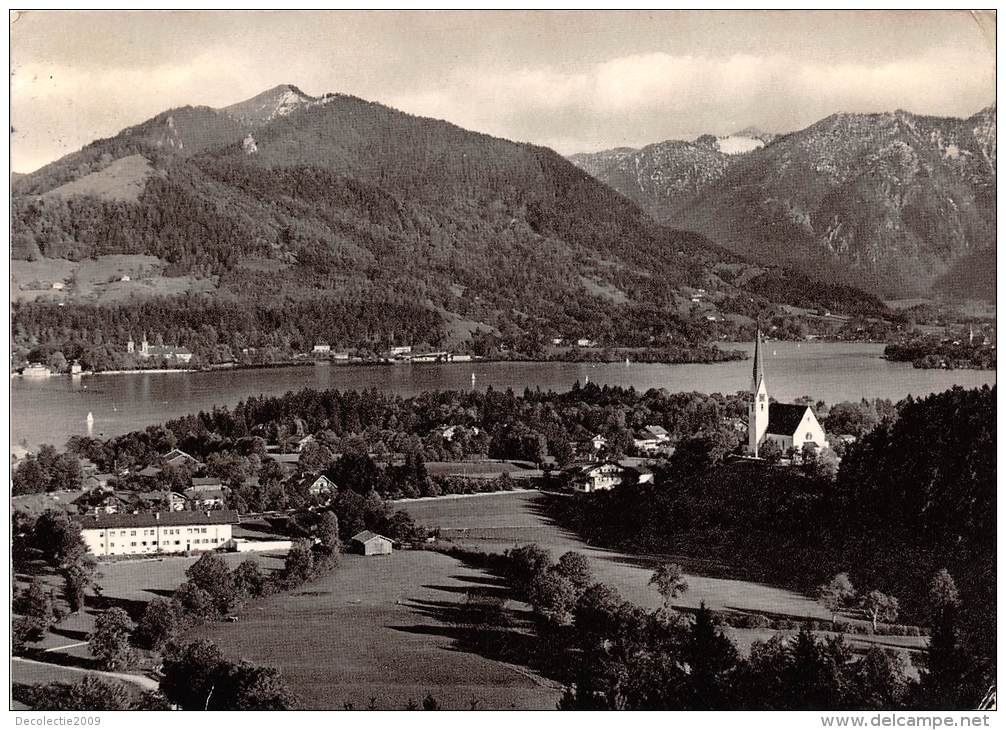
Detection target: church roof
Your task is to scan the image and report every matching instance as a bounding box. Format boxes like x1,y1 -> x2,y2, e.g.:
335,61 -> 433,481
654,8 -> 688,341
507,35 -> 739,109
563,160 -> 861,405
766,403 -> 811,436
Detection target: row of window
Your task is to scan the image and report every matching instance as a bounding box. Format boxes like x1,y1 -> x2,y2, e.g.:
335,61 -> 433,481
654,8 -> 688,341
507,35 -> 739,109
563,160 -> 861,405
108,538 -> 221,549
98,527 -> 211,537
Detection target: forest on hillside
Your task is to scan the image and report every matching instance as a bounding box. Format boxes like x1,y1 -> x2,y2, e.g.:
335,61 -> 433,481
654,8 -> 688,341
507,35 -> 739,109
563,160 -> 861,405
547,385 -> 995,704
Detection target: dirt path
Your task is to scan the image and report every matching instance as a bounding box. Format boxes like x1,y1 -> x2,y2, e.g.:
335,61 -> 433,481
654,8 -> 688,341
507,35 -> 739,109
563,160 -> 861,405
12,657 -> 160,692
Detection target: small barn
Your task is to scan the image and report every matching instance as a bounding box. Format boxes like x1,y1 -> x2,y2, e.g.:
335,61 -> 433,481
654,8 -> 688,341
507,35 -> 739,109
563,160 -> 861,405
351,530 -> 394,556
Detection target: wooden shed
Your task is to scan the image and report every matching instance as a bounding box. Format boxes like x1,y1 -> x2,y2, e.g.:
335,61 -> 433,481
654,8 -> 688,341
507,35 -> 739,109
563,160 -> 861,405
351,530 -> 394,556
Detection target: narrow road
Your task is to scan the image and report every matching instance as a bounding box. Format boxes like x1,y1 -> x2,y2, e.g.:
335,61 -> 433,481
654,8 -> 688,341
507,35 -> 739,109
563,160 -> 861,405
12,657 -> 160,692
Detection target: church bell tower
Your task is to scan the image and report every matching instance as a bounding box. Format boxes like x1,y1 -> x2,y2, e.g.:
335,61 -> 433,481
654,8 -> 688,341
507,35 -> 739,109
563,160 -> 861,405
748,329 -> 769,456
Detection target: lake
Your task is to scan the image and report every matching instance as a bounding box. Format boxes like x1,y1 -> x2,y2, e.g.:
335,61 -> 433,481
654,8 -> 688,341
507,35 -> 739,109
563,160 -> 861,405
10,341 -> 995,452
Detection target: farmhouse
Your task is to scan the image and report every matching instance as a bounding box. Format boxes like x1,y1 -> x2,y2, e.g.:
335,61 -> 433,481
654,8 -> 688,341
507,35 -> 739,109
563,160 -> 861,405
291,473 -> 337,498
748,330 -> 828,457
641,425 -> 670,442
74,509 -> 240,557
351,530 -> 394,556
570,461 -> 626,493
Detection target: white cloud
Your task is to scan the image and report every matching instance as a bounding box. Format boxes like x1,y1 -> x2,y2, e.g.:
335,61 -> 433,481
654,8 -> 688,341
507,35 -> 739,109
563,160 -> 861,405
389,49 -> 994,154
11,41 -> 995,170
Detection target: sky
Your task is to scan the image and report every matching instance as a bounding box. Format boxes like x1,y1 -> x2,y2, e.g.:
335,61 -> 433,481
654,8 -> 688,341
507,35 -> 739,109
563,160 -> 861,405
10,10 -> 997,173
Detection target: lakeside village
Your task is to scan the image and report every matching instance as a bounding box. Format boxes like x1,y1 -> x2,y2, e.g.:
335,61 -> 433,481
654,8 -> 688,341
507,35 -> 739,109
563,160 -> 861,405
14,331 -> 838,560
15,336 -> 485,379
9,323 -> 997,384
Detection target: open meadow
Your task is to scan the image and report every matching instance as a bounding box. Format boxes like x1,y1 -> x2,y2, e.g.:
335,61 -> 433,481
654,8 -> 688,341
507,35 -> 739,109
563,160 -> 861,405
194,549 -> 561,710
15,491 -> 926,708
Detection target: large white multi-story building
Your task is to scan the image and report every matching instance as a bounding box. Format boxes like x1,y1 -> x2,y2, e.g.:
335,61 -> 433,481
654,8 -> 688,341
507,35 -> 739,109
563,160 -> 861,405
74,510 -> 240,557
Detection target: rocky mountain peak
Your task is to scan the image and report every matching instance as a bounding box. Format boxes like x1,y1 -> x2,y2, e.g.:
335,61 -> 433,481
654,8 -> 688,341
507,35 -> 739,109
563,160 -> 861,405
221,84 -> 321,125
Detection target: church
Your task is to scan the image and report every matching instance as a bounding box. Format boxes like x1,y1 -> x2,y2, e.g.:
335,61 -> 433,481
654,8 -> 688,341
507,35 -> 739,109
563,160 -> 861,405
748,331 -> 828,457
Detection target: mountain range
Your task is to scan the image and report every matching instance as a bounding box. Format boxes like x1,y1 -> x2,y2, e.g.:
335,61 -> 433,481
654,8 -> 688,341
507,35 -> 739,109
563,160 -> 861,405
570,106 -> 996,300
11,85 -> 887,358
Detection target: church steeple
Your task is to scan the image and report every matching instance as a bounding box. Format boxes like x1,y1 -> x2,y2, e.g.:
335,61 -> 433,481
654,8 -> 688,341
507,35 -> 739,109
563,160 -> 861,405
748,329 -> 770,457
752,328 -> 766,392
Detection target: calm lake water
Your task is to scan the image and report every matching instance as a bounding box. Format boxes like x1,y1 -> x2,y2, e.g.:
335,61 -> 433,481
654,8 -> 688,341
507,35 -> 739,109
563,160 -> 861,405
10,341 -> 995,452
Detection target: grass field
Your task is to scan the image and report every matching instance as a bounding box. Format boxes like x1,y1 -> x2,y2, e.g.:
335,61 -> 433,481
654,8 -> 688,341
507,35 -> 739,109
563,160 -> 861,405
403,492 -> 927,655
43,154 -> 156,203
16,491 -> 925,709
195,550 -> 561,710
404,492 -> 834,618
11,255 -> 216,305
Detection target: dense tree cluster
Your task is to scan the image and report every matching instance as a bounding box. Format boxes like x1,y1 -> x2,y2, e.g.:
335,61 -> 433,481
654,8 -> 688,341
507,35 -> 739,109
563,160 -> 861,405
545,385 -> 995,702
442,543 -> 981,709
12,444 -> 83,495
884,339 -> 996,370
13,297 -> 443,371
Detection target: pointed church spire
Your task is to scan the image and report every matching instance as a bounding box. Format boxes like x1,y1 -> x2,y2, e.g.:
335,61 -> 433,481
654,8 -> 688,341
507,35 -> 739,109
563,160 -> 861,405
752,328 -> 766,392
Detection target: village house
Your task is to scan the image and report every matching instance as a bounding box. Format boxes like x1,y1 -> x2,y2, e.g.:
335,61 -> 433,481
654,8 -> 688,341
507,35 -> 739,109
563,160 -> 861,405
748,330 -> 829,457
588,434 -> 607,453
351,530 -> 394,556
184,487 -> 227,509
569,461 -> 626,493
190,476 -> 224,492
73,491 -> 127,515
21,363 -> 52,379
435,424 -> 481,441
127,336 -> 194,364
84,472 -> 116,491
312,343 -> 331,354
129,490 -> 188,512
307,474 -> 337,497
266,453 -> 303,474
389,345 -> 412,357
633,424 -> 673,454
74,510 -> 240,557
163,448 -> 202,469
292,434 -> 317,452
567,461 -> 656,493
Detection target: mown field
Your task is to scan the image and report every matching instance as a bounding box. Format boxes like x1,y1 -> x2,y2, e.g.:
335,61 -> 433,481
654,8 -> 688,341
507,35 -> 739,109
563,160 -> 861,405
194,550 -> 561,710
16,491 -> 925,708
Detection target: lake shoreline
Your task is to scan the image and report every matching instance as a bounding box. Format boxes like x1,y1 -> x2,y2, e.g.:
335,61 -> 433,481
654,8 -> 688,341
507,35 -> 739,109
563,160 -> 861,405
12,342 -> 995,453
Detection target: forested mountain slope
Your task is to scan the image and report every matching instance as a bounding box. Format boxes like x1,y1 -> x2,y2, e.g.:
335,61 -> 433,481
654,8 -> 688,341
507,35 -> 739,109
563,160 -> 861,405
11,87 -> 885,366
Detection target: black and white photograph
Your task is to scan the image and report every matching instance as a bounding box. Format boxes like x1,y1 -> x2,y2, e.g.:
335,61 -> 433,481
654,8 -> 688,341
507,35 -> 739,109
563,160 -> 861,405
7,9 -> 998,716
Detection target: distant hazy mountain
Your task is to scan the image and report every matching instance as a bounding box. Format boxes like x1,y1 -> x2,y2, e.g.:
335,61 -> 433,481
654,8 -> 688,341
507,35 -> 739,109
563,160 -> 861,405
12,85 -> 884,352
571,107 -> 996,300
567,128 -> 774,218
